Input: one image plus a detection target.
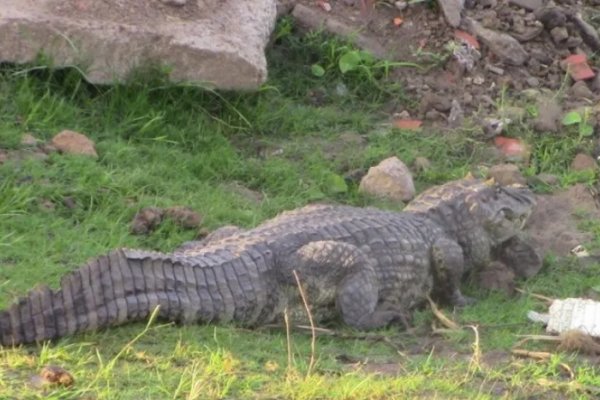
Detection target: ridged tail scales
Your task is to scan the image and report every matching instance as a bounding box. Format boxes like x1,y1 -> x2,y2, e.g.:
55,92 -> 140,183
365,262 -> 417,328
0,248 -> 264,347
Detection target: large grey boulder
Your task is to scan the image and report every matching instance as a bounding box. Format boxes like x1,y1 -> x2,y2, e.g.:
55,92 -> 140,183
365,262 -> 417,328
0,0 -> 277,89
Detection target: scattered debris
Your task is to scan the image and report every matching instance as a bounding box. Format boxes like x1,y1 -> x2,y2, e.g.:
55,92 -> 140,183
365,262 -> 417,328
131,205 -> 203,234
165,206 -> 202,229
131,207 -> 165,235
30,365 -> 74,388
571,244 -> 590,258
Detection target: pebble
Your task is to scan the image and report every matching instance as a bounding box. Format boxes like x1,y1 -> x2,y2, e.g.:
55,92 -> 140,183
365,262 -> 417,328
394,0 -> 408,10
569,81 -> 594,99
526,76 -> 540,87
488,163 -> 527,186
571,153 -> 597,171
550,26 -> 569,45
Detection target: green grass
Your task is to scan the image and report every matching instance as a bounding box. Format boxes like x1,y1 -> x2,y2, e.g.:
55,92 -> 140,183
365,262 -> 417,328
1,20 -> 600,398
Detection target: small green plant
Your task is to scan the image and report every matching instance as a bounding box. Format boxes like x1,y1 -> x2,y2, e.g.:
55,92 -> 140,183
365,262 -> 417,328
562,108 -> 595,137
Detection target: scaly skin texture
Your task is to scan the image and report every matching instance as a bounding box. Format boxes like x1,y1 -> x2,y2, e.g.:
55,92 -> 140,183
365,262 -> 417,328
0,178 -> 537,346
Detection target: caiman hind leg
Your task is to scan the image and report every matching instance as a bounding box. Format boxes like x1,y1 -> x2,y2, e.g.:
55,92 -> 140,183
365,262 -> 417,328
288,240 -> 410,330
431,237 -> 474,307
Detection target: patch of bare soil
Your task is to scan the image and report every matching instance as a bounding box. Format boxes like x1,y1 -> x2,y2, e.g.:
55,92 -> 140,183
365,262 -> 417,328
527,183 -> 600,257
291,0 -> 600,129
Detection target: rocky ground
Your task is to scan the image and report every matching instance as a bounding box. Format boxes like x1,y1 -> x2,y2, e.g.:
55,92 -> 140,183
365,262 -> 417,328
286,0 -> 600,134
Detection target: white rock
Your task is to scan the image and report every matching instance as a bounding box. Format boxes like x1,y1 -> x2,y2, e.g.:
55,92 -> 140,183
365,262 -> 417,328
359,157 -> 415,202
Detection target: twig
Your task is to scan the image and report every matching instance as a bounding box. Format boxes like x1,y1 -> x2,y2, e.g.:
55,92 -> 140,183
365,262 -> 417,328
260,323 -> 408,354
511,348 -> 552,360
293,270 -> 316,378
284,307 -> 293,378
467,325 -> 481,372
515,288 -> 554,304
427,295 -> 460,330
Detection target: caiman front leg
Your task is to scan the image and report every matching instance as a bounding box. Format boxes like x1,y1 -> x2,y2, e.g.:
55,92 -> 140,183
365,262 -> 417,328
288,241 -> 410,330
431,237 -> 474,307
493,236 -> 542,279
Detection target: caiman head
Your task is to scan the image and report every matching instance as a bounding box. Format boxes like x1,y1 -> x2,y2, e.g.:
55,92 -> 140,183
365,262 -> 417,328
406,178 -> 536,245
463,180 -> 536,244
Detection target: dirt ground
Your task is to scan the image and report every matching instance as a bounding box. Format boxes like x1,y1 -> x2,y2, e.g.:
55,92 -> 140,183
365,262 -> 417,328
290,0 -> 600,129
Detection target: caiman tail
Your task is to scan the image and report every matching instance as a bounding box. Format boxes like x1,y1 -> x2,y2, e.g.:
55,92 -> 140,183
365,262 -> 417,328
0,248 -> 242,346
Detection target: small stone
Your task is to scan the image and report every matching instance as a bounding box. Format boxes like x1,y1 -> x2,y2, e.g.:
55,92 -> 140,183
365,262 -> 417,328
488,163 -> 527,186
465,18 -> 529,66
424,109 -> 446,121
526,77 -> 540,87
51,130 -> 98,158
420,93 -> 452,112
413,157 -> 432,172
535,7 -> 566,30
550,26 -> 569,45
500,106 -> 526,121
394,0 -> 408,10
473,75 -> 485,85
529,173 -> 560,186
437,0 -> 463,27
62,196 -> 77,209
569,81 -> 594,100
448,99 -> 464,127
359,157 -> 415,202
571,153 -> 597,171
521,88 -> 540,100
20,133 -> 39,147
533,98 -> 562,133
463,92 -> 473,105
395,110 -> 411,119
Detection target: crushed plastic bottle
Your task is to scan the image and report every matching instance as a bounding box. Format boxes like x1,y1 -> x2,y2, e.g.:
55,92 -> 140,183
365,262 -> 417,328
528,298 -> 600,337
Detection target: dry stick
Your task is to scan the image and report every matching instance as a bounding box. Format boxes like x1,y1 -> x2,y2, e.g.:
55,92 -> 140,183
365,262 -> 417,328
511,348 -> 552,360
515,288 -> 554,304
284,307 -> 293,378
467,325 -> 481,372
292,270 -> 316,378
426,295 -> 460,330
511,348 -> 575,378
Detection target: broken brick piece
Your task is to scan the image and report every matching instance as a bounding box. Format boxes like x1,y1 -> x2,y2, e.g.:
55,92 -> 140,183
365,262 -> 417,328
454,30 -> 480,49
393,119 -> 423,130
562,54 -> 595,81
